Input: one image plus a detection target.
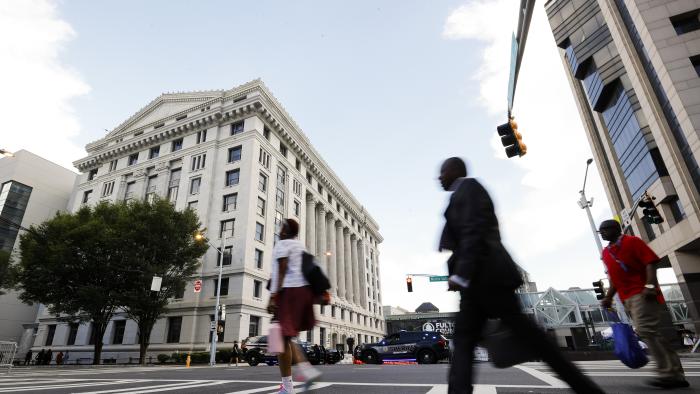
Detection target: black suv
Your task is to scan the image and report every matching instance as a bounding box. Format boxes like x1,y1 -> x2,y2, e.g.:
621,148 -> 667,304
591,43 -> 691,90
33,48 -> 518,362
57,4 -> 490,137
354,331 -> 450,364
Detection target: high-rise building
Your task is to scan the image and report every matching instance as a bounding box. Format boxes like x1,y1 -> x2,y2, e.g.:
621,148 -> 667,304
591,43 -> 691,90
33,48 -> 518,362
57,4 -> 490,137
0,150 -> 76,354
546,0 -> 700,331
31,80 -> 385,361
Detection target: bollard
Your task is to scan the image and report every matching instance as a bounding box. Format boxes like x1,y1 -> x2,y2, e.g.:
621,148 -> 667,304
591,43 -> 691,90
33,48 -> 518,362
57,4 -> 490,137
186,354 -> 191,368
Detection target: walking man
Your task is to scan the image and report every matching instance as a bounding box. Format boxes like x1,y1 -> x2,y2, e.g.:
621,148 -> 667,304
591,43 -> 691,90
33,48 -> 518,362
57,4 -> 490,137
598,219 -> 689,388
438,157 -> 604,394
24,350 -> 32,366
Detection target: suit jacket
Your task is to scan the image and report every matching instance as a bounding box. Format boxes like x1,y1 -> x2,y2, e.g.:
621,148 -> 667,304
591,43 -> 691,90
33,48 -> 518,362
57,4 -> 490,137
439,178 -> 523,290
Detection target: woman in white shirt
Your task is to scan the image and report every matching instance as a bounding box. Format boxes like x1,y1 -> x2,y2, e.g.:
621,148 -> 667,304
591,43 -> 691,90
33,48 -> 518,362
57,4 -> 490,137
267,219 -> 321,393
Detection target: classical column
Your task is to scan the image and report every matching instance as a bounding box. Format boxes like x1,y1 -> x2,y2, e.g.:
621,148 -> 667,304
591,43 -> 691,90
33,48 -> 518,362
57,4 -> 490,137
336,222 -> 346,299
351,235 -> 360,305
358,240 -> 368,307
305,196 -> 316,252
344,229 -> 354,303
326,213 -> 337,295
316,205 -> 326,269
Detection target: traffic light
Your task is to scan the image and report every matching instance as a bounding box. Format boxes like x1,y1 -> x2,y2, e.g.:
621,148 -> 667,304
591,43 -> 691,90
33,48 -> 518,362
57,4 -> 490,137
638,193 -> 664,224
496,118 -> 527,158
218,304 -> 226,321
592,280 -> 606,300
406,276 -> 413,292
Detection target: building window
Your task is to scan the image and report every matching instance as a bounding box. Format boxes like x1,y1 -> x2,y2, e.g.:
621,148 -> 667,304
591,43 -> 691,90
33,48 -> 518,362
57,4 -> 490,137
145,175 -> 157,202
82,190 -> 92,204
101,181 -> 115,197
306,330 -> 313,343
112,320 -> 126,344
669,197 -> 686,224
275,189 -> 285,210
214,277 -> 229,296
225,169 -> 240,187
340,309 -> 345,320
257,197 -> 266,216
187,200 -> 197,211
45,324 -> 56,346
254,249 -> 263,269
692,55 -> 700,77
171,138 -> 183,152
255,222 -> 265,242
167,316 -> 182,343
319,327 -> 326,346
318,184 -> 323,194
280,143 -> 288,157
293,200 -> 300,216
223,193 -> 237,212
263,126 -> 271,140
231,121 -> 244,135
219,219 -> 234,239
196,129 -> 207,144
295,158 -> 301,171
149,146 -> 160,159
125,181 -> 135,201
189,177 -> 201,195
292,179 -> 302,196
191,153 -> 206,171
331,306 -> 336,318
228,146 -> 242,163
259,148 -> 271,169
168,169 -> 181,203
88,168 -> 98,181
128,153 -> 139,166
258,172 -> 268,192
671,9 -> 700,35
67,323 -> 79,345
108,160 -> 118,172
306,172 -> 312,184
217,245 -> 232,266
249,316 -> 260,337
254,280 -> 262,298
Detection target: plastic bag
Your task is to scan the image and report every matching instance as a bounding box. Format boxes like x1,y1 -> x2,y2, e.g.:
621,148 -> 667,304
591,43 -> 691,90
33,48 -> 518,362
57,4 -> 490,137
267,321 -> 284,355
606,310 -> 648,369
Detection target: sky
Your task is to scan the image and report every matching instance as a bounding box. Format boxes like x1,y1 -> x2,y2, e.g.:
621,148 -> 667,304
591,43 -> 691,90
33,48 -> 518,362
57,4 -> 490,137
0,0 -> 676,313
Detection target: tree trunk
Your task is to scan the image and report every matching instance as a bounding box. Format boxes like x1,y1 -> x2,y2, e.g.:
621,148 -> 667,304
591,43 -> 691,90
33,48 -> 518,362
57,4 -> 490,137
93,341 -> 103,365
138,320 -> 154,365
92,319 -> 109,365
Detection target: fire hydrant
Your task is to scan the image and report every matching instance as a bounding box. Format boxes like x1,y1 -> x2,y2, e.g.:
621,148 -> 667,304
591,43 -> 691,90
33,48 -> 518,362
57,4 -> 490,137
186,354 -> 191,368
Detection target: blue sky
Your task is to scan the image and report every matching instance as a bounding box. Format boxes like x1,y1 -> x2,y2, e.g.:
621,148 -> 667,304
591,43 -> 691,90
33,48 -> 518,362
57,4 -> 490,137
0,0 -> 677,312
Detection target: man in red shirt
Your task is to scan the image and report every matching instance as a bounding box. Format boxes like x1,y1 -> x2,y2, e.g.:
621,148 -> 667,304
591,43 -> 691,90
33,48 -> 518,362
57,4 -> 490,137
598,219 -> 688,389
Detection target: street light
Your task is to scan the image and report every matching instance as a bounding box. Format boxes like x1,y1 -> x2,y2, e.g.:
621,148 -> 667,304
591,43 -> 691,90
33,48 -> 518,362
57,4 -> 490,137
0,149 -> 14,158
578,158 -> 603,254
194,231 -> 230,366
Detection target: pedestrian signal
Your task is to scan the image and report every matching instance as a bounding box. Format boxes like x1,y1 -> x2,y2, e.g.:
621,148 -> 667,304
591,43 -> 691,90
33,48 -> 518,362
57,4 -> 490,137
592,280 -> 606,300
406,276 -> 413,293
496,118 -> 526,158
638,193 -> 664,224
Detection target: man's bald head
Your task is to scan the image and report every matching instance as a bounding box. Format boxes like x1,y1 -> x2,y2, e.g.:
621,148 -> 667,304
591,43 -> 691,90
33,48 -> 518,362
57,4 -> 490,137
439,157 -> 467,191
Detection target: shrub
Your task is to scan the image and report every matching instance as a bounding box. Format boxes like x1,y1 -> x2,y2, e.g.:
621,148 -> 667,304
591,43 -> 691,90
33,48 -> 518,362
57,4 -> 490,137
157,354 -> 170,364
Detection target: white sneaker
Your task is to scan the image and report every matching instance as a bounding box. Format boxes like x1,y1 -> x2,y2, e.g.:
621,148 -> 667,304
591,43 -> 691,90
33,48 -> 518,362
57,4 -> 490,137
295,364 -> 322,389
277,383 -> 295,394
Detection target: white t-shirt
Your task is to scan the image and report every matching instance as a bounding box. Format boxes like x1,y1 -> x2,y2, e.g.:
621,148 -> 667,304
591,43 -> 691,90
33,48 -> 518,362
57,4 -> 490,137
270,239 -> 309,292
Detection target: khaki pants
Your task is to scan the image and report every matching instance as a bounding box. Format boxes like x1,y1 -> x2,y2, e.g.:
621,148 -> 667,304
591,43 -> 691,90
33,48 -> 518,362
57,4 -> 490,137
624,293 -> 684,379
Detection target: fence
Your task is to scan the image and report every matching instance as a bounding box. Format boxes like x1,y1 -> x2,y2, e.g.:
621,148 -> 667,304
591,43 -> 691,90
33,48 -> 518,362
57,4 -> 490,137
0,342 -> 17,374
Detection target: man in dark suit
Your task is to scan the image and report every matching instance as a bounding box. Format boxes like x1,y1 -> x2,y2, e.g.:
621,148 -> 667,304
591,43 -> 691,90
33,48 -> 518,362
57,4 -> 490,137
438,157 -> 604,394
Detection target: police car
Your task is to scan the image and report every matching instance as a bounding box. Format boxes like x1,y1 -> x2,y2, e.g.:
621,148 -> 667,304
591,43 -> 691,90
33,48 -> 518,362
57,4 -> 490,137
354,331 -> 450,364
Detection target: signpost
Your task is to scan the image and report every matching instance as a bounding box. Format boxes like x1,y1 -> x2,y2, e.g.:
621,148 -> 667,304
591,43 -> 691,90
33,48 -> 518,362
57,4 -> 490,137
150,276 -> 162,292
429,276 -> 449,282
194,279 -> 202,293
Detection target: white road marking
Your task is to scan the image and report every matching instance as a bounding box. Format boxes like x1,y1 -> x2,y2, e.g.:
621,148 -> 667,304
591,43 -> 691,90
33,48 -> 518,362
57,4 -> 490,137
472,386 -> 497,394
514,365 -> 568,388
425,384 -> 449,394
0,379 -> 136,392
113,381 -> 228,393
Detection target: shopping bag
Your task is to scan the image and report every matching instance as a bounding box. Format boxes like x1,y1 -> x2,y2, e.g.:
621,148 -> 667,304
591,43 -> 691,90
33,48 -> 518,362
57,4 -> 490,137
606,310 -> 648,369
480,319 -> 536,368
267,321 -> 284,355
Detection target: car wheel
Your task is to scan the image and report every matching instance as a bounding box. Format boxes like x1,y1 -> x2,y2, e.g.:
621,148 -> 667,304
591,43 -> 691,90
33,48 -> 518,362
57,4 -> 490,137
417,350 -> 436,364
363,350 -> 380,364
247,353 -> 260,366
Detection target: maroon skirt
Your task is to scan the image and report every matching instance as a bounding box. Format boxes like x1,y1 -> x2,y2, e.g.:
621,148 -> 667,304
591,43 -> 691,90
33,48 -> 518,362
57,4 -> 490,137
277,286 -> 316,337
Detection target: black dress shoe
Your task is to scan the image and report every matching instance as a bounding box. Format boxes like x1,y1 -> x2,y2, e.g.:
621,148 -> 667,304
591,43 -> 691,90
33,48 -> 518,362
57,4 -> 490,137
646,377 -> 690,389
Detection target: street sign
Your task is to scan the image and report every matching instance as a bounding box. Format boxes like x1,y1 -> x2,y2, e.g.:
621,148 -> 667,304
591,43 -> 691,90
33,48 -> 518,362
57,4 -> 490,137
194,279 -> 202,293
210,321 -> 216,330
429,276 -> 449,282
150,276 -> 162,292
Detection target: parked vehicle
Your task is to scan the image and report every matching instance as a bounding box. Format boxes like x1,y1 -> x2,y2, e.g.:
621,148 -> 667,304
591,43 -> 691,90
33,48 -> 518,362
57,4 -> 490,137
354,331 -> 450,364
262,342 -> 341,366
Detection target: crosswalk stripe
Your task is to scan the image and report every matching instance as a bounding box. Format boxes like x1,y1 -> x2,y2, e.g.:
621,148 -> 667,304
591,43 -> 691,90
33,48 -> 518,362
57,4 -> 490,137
514,365 -> 568,388
0,379 -> 136,392
109,381 -> 228,394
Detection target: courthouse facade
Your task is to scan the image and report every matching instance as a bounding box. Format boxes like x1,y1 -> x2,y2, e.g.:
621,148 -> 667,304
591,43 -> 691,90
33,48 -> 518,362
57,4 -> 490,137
546,0 -> 700,332
31,80 -> 385,361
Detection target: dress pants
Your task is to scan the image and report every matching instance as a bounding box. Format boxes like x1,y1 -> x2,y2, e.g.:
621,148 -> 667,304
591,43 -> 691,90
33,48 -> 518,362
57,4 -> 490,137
448,288 -> 605,394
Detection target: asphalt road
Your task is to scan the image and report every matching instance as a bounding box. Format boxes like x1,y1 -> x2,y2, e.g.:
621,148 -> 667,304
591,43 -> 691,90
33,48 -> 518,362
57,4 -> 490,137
0,359 -> 698,393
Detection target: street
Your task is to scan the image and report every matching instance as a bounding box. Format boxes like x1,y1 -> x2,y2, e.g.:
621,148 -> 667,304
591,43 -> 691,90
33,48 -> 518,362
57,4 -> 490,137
1,359 -> 698,393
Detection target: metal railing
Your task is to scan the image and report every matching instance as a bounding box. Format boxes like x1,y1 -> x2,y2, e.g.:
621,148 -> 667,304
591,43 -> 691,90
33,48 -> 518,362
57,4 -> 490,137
0,342 -> 17,374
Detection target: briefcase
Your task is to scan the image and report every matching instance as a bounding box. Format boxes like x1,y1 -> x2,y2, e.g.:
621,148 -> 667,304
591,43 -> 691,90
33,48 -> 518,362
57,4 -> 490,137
480,319 -> 536,368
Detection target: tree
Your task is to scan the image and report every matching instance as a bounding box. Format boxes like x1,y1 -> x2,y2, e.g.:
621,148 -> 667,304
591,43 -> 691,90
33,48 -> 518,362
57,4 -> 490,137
0,250 -> 11,296
115,199 -> 206,364
15,203 -> 130,364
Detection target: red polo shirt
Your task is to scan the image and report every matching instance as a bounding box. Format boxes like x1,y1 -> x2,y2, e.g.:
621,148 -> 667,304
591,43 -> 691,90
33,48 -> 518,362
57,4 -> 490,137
601,235 -> 664,303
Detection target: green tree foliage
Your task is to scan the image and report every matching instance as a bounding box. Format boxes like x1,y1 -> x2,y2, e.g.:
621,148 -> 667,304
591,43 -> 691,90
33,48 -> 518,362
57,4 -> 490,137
15,199 -> 206,365
0,250 -> 11,296
115,198 -> 206,364
16,203 -> 129,364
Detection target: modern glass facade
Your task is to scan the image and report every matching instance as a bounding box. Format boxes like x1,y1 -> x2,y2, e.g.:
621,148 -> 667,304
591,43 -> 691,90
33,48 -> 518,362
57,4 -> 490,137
0,180 -> 32,251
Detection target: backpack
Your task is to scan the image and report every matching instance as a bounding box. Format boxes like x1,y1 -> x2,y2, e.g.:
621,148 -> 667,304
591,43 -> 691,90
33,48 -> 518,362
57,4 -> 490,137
301,251 -> 331,296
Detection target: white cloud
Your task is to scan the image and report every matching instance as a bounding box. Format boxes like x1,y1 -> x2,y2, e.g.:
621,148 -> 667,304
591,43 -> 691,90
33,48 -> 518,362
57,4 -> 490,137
0,0 -> 89,170
442,2 -> 615,288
